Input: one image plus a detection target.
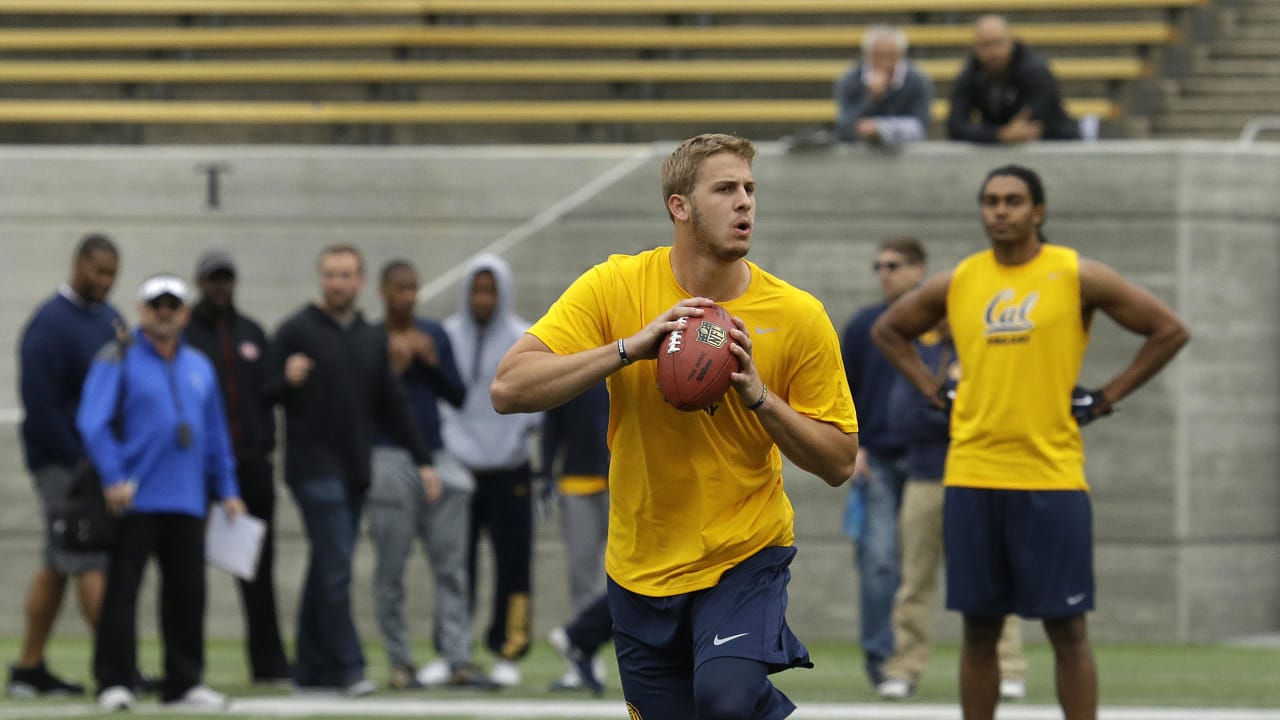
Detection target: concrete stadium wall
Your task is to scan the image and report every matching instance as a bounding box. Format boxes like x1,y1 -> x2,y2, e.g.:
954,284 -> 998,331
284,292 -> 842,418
0,142 -> 1275,658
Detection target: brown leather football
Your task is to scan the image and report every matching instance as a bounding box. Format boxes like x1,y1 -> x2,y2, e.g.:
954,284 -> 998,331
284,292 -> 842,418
655,304 -> 740,412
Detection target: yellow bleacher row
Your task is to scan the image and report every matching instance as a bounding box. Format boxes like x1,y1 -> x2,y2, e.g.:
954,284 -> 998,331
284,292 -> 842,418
0,22 -> 1177,51
0,57 -> 1149,84
0,0 -> 1207,16
0,98 -> 1121,125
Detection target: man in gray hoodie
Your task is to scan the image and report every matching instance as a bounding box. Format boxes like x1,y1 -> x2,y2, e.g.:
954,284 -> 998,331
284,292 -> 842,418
441,254 -> 540,688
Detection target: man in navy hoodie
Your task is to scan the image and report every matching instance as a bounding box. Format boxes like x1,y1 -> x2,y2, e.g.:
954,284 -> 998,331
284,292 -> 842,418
79,274 -> 245,712
10,234 -> 121,699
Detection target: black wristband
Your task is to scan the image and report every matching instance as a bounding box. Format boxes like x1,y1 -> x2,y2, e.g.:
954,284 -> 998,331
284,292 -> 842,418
617,338 -> 632,366
747,384 -> 768,411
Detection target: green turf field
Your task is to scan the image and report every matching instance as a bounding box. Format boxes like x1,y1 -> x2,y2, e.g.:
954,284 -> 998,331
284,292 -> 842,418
1,635 -> 1277,719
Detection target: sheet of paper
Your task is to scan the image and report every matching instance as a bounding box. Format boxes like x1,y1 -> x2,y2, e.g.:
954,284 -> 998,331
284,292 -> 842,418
205,506 -> 265,581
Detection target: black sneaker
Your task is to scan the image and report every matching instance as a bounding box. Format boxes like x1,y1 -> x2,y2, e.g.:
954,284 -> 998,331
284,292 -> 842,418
445,662 -> 499,690
131,669 -> 160,696
7,662 -> 86,698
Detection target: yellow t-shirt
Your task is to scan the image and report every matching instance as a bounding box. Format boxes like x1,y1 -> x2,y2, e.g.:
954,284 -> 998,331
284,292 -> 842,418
945,244 -> 1089,491
528,246 -> 858,596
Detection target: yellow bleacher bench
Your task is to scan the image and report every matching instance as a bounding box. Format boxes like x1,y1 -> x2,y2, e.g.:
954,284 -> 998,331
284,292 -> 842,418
0,98 -> 1120,124
0,57 -> 1150,84
0,0 -> 1208,16
0,22 -> 1179,51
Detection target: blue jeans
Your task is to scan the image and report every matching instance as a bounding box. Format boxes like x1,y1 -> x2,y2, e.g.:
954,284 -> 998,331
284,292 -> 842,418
849,452 -> 908,681
289,475 -> 365,687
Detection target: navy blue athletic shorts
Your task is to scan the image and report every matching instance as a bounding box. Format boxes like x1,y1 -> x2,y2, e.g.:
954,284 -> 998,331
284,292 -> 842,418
607,545 -> 812,720
944,487 -> 1095,619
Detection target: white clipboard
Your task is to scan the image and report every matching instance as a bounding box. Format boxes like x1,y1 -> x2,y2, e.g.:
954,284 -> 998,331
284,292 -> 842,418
205,505 -> 265,581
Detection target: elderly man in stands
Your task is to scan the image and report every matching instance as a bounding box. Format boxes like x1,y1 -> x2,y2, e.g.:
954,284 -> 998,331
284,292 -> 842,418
947,14 -> 1081,144
834,25 -> 935,146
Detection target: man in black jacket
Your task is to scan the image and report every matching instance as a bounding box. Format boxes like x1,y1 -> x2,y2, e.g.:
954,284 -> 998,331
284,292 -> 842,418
947,14 -> 1081,144
269,244 -> 435,696
184,250 -> 291,686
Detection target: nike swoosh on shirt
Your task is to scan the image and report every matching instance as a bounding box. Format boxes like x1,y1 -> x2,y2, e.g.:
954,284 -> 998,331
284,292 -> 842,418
755,327 -> 779,335
712,632 -> 750,646
1066,593 -> 1088,606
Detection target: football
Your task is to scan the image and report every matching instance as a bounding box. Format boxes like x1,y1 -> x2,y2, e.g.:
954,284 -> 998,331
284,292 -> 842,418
656,304 -> 741,412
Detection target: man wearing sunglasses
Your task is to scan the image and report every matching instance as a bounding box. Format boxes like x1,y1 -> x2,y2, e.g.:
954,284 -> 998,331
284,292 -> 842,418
838,236 -> 927,689
79,274 -> 245,712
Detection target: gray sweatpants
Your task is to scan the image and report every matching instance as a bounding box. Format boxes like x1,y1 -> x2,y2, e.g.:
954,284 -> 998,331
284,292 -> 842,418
368,446 -> 474,669
558,489 -> 609,615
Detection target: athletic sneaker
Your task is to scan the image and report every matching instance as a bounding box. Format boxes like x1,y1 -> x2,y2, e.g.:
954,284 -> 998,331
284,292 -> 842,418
344,678 -> 376,697
1000,678 -> 1027,700
163,684 -> 229,711
488,659 -> 521,687
875,677 -> 915,700
388,664 -> 424,690
549,669 -> 583,692
7,662 -> 86,698
547,626 -> 602,696
416,658 -> 450,687
97,685 -> 136,712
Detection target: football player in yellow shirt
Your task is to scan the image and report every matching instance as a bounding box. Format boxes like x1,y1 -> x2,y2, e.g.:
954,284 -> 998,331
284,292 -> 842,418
492,133 -> 859,720
872,165 -> 1188,720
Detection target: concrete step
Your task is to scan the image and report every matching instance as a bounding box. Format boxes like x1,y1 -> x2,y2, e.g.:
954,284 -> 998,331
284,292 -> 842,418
1239,5 -> 1280,22
1152,112 -> 1260,134
1210,40 -> 1280,58
1233,24 -> 1280,41
1182,77 -> 1280,94
1149,126 -> 1239,139
1164,94 -> 1280,114
1196,58 -> 1280,75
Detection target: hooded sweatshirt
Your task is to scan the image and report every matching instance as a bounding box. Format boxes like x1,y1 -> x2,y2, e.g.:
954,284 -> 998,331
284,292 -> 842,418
441,254 -> 540,471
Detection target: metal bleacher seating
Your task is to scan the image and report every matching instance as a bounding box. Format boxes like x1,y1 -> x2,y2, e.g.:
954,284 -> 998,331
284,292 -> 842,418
0,0 -> 1207,142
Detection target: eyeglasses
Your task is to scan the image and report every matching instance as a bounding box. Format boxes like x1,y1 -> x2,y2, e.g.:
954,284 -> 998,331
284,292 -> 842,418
147,296 -> 184,311
872,260 -> 905,273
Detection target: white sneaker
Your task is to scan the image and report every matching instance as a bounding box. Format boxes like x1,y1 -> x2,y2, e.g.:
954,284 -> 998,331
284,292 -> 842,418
344,678 -> 375,697
164,684 -> 228,711
98,685 -> 136,711
488,659 -> 521,687
591,654 -> 608,684
548,627 -> 575,676
1000,678 -> 1027,700
876,678 -> 914,700
416,659 -> 450,687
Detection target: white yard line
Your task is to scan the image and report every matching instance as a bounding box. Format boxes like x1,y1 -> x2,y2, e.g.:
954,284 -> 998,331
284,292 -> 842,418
5,698 -> 1280,720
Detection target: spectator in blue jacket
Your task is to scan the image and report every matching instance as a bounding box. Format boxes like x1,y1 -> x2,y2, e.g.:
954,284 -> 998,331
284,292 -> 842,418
78,274 -> 245,712
9,234 -> 121,700
834,25 -> 935,146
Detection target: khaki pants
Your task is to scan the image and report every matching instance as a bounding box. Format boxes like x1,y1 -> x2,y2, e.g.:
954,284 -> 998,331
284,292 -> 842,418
883,480 -> 1026,682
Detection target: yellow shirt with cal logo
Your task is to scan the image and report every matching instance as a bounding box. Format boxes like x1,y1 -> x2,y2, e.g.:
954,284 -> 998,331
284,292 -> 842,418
945,244 -> 1090,491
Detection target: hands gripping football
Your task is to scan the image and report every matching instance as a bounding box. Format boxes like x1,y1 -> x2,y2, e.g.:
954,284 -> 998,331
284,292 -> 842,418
618,298 -> 763,413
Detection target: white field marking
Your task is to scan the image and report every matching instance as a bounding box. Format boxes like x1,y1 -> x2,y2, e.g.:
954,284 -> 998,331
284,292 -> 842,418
6,699 -> 1280,720
414,145 -> 658,307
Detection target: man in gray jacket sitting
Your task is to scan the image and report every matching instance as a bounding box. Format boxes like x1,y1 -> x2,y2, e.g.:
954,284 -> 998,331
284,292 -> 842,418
834,25 -> 936,146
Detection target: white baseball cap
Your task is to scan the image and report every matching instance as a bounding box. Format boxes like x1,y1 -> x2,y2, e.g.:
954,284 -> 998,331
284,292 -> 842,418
138,274 -> 190,304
